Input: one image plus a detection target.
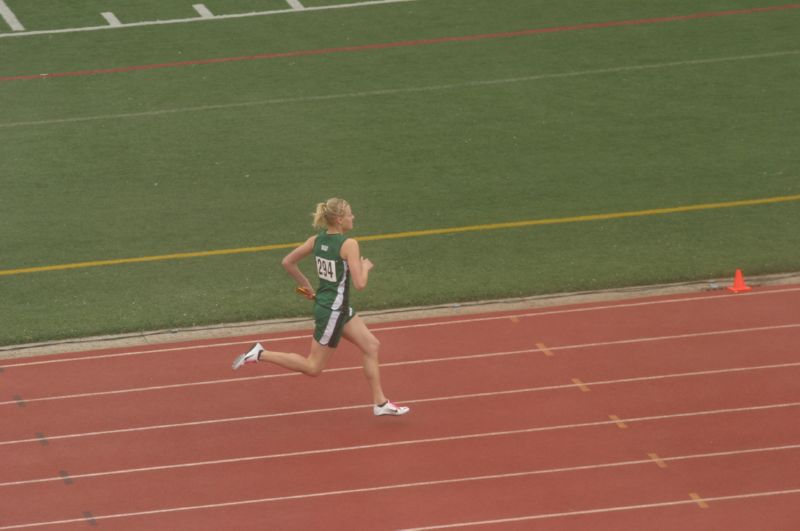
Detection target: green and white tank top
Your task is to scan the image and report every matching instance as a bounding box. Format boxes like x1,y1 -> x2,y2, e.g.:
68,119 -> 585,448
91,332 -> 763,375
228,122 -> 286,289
313,232 -> 349,311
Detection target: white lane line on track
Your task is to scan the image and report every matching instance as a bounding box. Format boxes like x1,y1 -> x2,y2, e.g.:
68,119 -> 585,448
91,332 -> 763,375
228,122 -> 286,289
5,434 -> 799,489
2,345 -> 799,409
3,422 -> 798,489
3,286 -> 799,368
2,49 -> 799,127
0,383 -> 797,448
2,447 -> 799,528
402,488 -> 800,530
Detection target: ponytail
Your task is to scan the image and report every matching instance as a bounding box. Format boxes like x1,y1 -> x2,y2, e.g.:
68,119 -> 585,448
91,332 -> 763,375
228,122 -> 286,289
312,198 -> 349,229
312,202 -> 328,230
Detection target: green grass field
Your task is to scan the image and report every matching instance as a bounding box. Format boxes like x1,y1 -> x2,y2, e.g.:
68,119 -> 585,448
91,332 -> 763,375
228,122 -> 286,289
1,0 -> 799,346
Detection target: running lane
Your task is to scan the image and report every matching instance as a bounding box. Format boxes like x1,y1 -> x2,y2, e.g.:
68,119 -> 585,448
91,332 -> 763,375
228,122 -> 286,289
0,285 -> 798,529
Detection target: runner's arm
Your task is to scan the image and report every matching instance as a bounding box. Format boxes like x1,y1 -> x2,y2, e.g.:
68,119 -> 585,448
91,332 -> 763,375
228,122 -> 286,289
341,238 -> 372,290
282,236 -> 316,294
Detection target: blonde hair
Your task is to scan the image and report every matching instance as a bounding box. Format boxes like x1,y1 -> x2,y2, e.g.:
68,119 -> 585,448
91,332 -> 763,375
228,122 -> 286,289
312,198 -> 350,229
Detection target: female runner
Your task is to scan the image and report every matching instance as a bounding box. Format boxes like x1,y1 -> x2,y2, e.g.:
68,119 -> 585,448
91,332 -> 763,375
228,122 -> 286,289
232,198 -> 409,416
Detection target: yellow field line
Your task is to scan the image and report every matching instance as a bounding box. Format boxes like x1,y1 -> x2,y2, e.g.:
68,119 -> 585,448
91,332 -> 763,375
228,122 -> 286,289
0,242 -> 304,277
358,193 -> 800,241
2,194 -> 799,277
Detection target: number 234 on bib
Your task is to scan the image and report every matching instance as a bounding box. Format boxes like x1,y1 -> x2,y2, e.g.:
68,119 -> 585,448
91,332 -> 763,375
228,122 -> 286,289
316,257 -> 337,282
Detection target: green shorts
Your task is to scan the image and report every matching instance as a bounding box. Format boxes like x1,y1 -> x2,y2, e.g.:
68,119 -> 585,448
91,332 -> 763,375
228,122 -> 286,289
313,304 -> 355,348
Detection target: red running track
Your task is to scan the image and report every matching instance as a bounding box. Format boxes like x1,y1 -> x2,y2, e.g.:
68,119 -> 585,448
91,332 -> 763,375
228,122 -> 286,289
1,285 -> 799,529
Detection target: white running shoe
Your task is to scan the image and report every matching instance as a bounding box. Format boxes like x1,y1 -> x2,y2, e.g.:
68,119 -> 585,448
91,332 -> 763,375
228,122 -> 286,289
373,400 -> 410,416
232,343 -> 263,370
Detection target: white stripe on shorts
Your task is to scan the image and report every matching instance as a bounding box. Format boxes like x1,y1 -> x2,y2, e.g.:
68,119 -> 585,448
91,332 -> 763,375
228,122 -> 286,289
331,262 -> 348,310
320,310 -> 341,345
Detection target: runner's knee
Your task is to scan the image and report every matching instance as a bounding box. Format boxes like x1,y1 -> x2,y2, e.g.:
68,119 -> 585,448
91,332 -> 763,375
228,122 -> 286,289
305,361 -> 325,377
365,335 -> 380,355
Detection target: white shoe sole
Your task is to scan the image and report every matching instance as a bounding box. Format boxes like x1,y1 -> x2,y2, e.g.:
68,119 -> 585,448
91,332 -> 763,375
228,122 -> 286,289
374,405 -> 410,416
232,343 -> 263,370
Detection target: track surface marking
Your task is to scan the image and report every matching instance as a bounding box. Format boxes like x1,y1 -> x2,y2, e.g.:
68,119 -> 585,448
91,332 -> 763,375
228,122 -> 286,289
1,285 -> 798,528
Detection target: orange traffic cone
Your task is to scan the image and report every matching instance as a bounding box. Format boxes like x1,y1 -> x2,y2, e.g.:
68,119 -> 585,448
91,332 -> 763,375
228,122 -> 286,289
728,269 -> 752,293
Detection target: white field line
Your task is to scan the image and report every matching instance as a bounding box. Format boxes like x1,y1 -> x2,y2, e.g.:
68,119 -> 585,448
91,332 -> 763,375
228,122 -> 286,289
0,0 -> 417,39
2,285 -> 799,369
286,0 -> 306,10
2,49 -> 799,128
100,12 -> 122,27
403,488 -> 800,530
2,335 -> 799,408
2,447 -> 800,529
0,0 -> 24,31
192,4 -> 214,19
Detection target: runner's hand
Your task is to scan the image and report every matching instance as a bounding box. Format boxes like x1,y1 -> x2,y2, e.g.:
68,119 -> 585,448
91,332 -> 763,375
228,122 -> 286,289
361,257 -> 373,272
295,286 -> 316,300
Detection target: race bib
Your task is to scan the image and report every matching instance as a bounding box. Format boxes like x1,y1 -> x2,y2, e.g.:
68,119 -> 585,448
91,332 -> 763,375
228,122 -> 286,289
316,257 -> 337,282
